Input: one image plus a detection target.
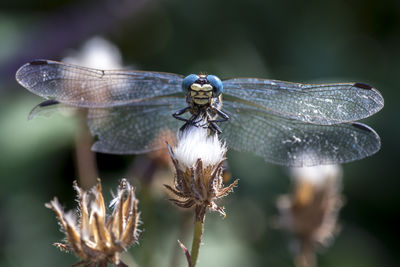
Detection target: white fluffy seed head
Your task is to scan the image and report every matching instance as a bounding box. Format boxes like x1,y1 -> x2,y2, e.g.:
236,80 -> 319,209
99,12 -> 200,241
174,126 -> 226,169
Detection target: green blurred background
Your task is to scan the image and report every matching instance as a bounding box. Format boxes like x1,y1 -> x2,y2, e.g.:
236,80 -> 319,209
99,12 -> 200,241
0,0 -> 399,266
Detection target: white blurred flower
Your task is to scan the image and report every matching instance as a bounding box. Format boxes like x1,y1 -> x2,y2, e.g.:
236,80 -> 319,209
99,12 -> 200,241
290,165 -> 342,189
277,165 -> 343,267
62,36 -> 123,69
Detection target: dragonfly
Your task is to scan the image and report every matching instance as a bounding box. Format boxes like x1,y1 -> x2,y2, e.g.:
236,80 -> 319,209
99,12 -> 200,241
16,59 -> 384,167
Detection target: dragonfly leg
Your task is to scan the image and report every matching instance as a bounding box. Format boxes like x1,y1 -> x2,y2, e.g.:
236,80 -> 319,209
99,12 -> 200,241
179,114 -> 199,132
209,121 -> 222,134
173,106 -> 191,122
209,108 -> 229,123
204,112 -> 223,134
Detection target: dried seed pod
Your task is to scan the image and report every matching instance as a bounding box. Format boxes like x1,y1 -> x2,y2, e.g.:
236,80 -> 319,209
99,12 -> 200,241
46,179 -> 141,266
165,126 -> 238,221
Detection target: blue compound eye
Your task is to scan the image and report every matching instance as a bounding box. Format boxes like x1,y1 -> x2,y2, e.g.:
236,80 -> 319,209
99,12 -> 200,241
207,75 -> 223,96
182,74 -> 198,92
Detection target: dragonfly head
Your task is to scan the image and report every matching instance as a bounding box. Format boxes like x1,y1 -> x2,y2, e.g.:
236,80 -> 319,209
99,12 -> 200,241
182,74 -> 223,105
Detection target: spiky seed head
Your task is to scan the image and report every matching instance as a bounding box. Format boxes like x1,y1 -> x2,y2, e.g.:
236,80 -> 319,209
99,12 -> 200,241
165,125 -> 238,221
45,179 -> 141,266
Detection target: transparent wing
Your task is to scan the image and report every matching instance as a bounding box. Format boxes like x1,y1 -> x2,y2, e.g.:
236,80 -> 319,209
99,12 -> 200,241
87,97 -> 186,154
222,78 -> 383,125
220,101 -> 381,166
16,60 -> 184,107
26,100 -> 85,121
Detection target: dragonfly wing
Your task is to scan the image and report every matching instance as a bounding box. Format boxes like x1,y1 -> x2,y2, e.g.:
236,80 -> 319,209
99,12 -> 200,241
27,100 -> 80,120
220,101 -> 381,166
16,60 -> 184,107
88,97 -> 186,154
223,78 -> 383,125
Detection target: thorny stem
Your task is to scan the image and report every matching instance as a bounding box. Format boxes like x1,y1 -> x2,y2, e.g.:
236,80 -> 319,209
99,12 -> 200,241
190,214 -> 205,267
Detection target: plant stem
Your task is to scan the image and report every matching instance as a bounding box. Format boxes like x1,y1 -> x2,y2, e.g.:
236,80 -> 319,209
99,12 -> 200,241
170,213 -> 192,267
190,215 -> 205,267
294,239 -> 316,267
178,240 -> 193,267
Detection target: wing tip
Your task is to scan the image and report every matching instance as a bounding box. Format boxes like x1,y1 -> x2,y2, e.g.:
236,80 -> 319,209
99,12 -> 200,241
351,122 -> 381,151
15,63 -> 29,86
16,60 -> 48,84
353,82 -> 373,90
353,82 -> 384,111
28,59 -> 50,66
351,122 -> 375,132
38,99 -> 60,107
16,59 -> 59,89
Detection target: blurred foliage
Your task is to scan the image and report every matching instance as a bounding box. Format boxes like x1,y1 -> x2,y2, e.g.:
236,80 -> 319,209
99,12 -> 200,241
0,0 -> 399,266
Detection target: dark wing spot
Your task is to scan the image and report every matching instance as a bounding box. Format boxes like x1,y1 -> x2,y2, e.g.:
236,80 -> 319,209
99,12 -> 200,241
354,82 -> 373,90
29,60 -> 49,65
38,99 -> 60,107
352,122 -> 372,132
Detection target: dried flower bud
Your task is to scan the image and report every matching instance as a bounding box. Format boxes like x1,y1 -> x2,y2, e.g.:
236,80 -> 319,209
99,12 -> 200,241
165,126 -> 238,221
277,165 -> 343,267
45,179 -> 141,266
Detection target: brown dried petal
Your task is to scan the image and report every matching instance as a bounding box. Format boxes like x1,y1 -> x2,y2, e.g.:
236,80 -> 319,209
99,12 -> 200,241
164,184 -> 188,198
47,179 -> 140,266
120,199 -> 140,247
